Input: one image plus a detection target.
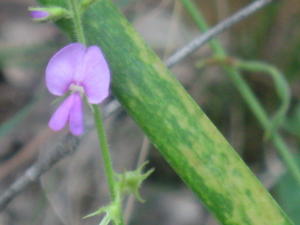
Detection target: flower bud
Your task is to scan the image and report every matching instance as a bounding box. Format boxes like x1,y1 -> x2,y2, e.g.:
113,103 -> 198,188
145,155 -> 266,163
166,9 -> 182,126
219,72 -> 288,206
28,7 -> 69,22
29,9 -> 49,20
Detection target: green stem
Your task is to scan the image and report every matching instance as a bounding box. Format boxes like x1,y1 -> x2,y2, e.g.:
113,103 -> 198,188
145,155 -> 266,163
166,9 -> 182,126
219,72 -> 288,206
69,0 -> 116,200
67,1 -> 124,224
178,0 -> 225,56
234,60 -> 290,138
179,0 -> 300,186
93,105 -> 125,225
93,105 -> 116,200
68,0 -> 117,200
68,0 -> 87,44
273,135 -> 300,185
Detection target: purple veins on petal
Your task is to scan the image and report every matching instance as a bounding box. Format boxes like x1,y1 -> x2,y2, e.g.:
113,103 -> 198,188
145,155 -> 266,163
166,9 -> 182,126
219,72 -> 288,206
30,10 -> 49,19
46,43 -> 86,96
69,93 -> 84,136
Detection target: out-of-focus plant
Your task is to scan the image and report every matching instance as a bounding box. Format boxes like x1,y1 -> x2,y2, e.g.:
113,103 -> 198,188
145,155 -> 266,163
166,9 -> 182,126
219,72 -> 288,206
179,0 -> 300,189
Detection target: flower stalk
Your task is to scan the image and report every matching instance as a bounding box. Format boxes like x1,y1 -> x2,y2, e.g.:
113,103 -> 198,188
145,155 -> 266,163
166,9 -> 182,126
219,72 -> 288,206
92,105 -> 117,200
66,0 -> 124,224
68,0 -> 86,44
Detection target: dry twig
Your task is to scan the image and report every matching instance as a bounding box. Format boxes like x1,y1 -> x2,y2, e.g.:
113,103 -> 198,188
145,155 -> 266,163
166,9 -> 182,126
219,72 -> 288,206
166,0 -> 275,67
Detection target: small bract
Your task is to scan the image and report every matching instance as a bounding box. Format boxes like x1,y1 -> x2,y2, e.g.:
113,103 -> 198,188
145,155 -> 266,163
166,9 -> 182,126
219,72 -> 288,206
46,43 -> 110,136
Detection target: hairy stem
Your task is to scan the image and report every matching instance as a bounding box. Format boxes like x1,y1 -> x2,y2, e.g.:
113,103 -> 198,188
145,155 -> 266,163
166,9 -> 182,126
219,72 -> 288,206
92,106 -> 124,225
68,0 -> 86,44
92,105 -> 116,200
67,0 -> 123,224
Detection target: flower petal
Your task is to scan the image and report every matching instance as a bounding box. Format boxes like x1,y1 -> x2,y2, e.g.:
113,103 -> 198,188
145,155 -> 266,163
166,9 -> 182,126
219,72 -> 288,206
80,46 -> 110,104
30,9 -> 49,19
69,93 -> 84,136
48,94 -> 75,131
46,43 -> 86,96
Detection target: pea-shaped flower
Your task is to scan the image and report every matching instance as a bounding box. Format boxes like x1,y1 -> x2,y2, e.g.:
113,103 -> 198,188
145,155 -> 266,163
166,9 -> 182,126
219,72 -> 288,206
46,43 -> 110,136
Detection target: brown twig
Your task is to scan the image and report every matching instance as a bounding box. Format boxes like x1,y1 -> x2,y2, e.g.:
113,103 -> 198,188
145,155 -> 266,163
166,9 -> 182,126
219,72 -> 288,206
0,100 -> 121,211
0,128 -> 52,181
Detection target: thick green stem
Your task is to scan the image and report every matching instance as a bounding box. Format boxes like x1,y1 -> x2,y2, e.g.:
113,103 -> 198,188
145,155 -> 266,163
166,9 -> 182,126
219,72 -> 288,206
92,105 -> 117,200
178,0 -> 300,187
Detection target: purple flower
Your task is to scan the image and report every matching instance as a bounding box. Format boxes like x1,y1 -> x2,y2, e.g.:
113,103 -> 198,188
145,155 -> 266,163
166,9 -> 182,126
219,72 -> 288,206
30,9 -> 49,20
29,7 -> 70,21
46,43 -> 110,136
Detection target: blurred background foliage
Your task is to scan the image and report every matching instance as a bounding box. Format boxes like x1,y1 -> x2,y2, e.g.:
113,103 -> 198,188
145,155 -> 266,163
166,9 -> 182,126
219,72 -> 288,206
0,0 -> 299,225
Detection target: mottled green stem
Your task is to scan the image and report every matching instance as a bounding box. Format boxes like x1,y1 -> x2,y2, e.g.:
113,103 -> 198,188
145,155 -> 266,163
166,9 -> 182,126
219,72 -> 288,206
178,0 -> 300,187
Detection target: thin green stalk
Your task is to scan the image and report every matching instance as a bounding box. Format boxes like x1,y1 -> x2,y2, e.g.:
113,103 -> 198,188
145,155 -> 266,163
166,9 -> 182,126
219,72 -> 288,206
226,67 -> 300,184
68,0 -> 87,44
68,0 -> 117,200
178,0 -> 224,56
92,105 -> 117,200
92,106 -> 125,225
273,135 -> 300,184
234,60 -> 290,138
67,1 -> 124,223
179,0 -> 300,186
